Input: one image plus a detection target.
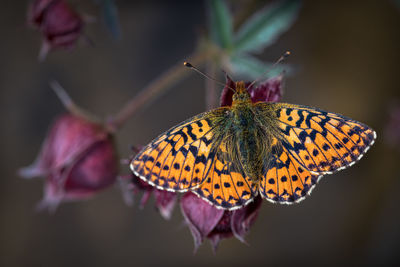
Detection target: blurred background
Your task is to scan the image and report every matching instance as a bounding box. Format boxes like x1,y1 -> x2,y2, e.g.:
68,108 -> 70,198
1,0 -> 400,266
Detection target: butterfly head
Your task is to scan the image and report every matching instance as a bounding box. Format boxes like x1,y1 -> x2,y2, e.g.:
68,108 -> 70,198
232,81 -> 251,105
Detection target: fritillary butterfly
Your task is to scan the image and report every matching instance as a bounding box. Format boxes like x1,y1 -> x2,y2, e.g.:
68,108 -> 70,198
130,81 -> 376,210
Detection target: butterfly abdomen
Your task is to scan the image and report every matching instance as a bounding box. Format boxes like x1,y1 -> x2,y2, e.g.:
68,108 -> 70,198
231,104 -> 267,183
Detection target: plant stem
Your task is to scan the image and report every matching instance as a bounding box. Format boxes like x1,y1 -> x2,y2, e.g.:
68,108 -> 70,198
107,50 -> 211,132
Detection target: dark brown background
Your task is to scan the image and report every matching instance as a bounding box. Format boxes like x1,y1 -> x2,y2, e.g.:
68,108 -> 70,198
1,0 -> 399,266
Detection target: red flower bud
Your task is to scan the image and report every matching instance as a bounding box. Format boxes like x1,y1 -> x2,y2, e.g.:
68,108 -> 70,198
27,0 -> 84,60
19,114 -> 118,211
248,74 -> 284,103
219,75 -> 236,107
181,192 -> 262,252
220,74 -> 284,106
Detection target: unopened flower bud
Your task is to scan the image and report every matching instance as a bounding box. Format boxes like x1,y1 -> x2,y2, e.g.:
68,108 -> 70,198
19,114 -> 118,211
27,0 -> 84,60
180,192 -> 262,252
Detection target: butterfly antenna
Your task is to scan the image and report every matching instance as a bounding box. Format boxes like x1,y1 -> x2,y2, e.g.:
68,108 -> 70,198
183,62 -> 235,92
247,51 -> 291,89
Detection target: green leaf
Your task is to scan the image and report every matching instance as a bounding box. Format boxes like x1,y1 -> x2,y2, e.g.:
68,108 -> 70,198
101,0 -> 121,40
208,0 -> 233,49
229,54 -> 291,79
234,0 -> 301,53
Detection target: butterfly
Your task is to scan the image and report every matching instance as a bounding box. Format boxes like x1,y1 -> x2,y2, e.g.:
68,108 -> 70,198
130,81 -> 376,210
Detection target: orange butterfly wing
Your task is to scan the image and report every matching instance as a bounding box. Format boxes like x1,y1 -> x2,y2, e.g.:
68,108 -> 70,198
257,103 -> 376,203
131,109 -> 227,192
260,137 -> 321,203
193,141 -> 258,210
